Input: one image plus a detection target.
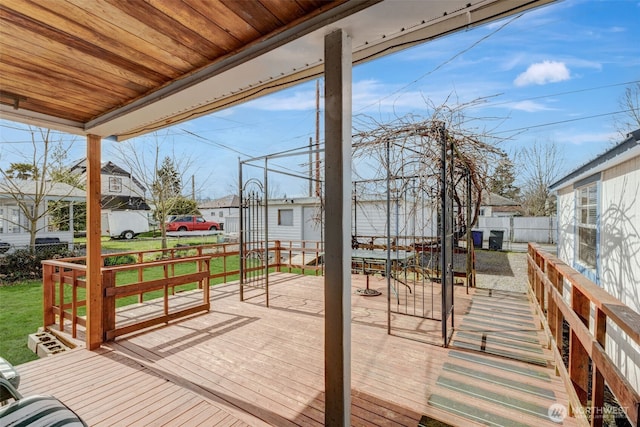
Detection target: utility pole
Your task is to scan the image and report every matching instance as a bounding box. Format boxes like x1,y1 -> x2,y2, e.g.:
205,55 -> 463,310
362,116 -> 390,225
309,137 -> 313,197
315,79 -> 321,197
191,175 -> 195,200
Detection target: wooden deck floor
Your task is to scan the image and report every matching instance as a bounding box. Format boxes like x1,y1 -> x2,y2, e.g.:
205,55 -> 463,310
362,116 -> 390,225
16,273 -> 578,426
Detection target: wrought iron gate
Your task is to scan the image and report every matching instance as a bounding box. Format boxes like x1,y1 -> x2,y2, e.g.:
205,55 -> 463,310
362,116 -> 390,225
239,178 -> 269,306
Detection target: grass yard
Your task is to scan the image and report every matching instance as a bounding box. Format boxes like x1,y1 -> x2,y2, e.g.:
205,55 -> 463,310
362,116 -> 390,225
1,236 -> 240,366
74,233 -> 224,252
0,236 -> 313,366
0,280 -> 42,365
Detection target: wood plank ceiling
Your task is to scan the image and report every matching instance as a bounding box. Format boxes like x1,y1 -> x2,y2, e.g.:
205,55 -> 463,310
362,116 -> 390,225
0,0 -> 555,140
0,0 -> 346,125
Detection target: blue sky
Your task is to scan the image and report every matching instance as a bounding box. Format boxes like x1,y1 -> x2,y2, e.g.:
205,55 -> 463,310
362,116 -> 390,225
1,0 -> 639,200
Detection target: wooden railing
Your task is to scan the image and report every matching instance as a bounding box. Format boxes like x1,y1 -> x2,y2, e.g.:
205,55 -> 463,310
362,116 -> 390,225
273,240 -> 323,275
528,243 -> 640,427
102,256 -> 210,340
41,241 -> 324,344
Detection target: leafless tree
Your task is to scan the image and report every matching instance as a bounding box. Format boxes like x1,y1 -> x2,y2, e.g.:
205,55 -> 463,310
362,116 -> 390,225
0,127 -> 78,251
614,82 -> 640,140
516,140 -> 565,216
112,133 -> 200,249
352,98 -> 506,231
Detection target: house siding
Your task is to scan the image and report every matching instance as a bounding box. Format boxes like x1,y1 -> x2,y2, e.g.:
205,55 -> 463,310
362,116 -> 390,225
600,155 -> 640,310
555,152 -> 640,394
600,155 -> 640,392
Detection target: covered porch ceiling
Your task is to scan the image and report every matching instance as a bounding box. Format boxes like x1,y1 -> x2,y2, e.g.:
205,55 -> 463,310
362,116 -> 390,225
0,0 -> 553,141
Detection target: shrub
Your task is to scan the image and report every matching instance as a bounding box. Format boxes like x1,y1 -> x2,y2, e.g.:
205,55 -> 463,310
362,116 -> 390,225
0,246 -> 78,283
103,254 -> 137,266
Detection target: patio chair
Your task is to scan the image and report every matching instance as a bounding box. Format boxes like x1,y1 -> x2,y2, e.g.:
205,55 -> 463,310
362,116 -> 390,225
0,356 -> 20,403
0,378 -> 87,426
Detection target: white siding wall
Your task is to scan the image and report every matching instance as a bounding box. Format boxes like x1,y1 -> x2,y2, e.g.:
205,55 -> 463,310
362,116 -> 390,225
600,155 -> 640,392
201,207 -> 239,229
555,154 -> 640,394
600,155 -> 640,312
556,186 -> 575,264
268,204 -> 304,242
0,201 -> 75,250
354,200 -> 438,238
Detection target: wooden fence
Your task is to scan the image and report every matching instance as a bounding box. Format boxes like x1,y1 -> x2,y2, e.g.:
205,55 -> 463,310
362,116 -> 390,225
528,243 -> 640,427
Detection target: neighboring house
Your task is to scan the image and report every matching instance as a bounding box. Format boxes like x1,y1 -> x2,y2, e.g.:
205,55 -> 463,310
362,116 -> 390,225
243,196 -> 438,245
0,181 -> 85,250
70,159 -> 151,237
550,128 -> 640,393
198,195 -> 240,231
478,191 -> 524,217
70,159 -> 151,211
264,197 -> 324,243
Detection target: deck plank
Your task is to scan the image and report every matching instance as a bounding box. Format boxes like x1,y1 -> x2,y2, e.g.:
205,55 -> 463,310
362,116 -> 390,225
14,273 -> 578,426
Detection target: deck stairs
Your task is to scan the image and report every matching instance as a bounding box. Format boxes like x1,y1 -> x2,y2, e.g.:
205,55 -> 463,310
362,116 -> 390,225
428,288 -> 574,427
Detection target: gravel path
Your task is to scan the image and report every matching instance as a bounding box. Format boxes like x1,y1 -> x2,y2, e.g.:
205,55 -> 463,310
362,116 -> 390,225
473,249 -> 529,293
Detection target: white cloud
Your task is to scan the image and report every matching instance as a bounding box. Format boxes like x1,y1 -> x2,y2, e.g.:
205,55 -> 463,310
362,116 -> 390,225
508,100 -> 555,113
514,61 -> 571,87
555,131 -> 618,146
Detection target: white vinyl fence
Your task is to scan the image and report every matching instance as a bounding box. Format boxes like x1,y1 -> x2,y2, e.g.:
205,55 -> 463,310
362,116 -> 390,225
474,216 -> 556,245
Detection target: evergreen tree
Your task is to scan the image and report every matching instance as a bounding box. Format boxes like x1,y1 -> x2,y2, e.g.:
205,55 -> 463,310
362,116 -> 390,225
488,153 -> 520,201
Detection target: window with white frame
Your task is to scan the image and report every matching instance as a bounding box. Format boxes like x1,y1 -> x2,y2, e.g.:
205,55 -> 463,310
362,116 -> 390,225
109,177 -> 122,193
11,208 -> 21,233
278,209 -> 293,226
577,183 -> 597,269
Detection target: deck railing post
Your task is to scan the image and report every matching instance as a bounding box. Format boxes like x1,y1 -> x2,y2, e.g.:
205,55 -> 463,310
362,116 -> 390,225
546,264 -> 557,348
71,269 -> 78,338
570,286 -> 590,405
275,240 -> 281,272
42,263 -> 55,327
590,307 -> 606,427
58,273 -> 65,333
203,258 -> 211,310
102,269 -> 116,342
554,271 -> 565,354
138,252 -> 144,303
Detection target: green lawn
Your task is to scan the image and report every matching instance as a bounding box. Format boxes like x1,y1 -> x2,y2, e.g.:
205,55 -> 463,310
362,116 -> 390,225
0,237 -> 310,367
1,236 -> 240,366
0,281 -> 43,365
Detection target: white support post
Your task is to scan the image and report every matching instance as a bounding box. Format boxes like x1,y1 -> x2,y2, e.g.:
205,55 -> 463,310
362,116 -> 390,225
323,28 -> 352,426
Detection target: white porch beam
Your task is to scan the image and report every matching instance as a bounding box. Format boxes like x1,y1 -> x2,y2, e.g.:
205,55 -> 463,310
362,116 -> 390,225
323,29 -> 352,426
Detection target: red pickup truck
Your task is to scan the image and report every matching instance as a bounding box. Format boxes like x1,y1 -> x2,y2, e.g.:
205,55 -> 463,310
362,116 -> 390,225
165,215 -> 220,232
